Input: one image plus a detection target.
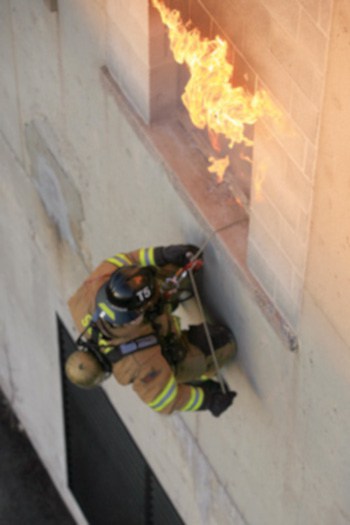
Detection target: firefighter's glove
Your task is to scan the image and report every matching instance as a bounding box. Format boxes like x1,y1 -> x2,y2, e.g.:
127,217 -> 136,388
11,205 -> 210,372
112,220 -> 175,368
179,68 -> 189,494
155,244 -> 200,267
201,380 -> 237,417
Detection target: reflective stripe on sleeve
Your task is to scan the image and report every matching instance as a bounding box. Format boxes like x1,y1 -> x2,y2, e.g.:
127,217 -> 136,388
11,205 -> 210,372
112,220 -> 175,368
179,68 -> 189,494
172,315 -> 182,336
180,387 -> 204,412
106,253 -> 133,267
139,247 -> 155,267
148,376 -> 178,412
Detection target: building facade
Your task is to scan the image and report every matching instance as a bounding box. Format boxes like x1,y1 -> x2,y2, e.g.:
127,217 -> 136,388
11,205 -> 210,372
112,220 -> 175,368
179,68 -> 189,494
1,1 -> 350,524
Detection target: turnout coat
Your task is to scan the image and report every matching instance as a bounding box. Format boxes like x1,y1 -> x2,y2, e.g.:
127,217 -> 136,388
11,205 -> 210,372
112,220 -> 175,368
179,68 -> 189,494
68,247 -> 208,414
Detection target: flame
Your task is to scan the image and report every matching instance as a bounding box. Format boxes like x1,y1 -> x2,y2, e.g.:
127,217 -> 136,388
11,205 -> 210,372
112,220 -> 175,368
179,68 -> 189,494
152,0 -> 279,186
239,151 -> 253,164
253,161 -> 268,202
208,155 -> 230,183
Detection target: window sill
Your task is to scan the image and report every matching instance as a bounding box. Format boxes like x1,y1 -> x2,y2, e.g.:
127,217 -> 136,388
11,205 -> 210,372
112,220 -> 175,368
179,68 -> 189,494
100,66 -> 298,352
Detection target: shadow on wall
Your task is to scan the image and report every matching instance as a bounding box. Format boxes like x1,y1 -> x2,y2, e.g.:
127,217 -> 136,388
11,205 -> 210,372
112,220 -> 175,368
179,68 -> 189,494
0,390 -> 75,524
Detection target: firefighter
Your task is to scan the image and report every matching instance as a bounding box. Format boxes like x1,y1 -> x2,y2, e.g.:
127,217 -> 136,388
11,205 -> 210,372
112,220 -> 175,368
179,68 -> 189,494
66,245 -> 237,417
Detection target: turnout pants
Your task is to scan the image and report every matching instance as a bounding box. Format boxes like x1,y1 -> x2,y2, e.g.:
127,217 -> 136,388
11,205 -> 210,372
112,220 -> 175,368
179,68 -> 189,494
175,324 -> 237,384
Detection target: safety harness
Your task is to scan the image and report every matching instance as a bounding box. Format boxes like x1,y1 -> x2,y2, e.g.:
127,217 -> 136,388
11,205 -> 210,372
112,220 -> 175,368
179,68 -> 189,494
103,333 -> 159,363
76,291 -> 188,373
76,321 -> 161,372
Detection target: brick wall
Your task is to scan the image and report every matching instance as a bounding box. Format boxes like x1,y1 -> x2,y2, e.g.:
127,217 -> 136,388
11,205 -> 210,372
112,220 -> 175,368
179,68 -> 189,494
244,0 -> 332,328
166,0 -> 334,328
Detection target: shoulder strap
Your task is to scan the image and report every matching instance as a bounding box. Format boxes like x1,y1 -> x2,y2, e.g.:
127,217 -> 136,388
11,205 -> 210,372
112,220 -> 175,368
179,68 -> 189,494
75,323 -> 112,374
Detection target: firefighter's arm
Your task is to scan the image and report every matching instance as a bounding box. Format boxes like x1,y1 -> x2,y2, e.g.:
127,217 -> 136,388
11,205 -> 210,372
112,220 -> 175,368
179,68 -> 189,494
106,248 -> 159,268
105,245 -> 200,270
153,245 -> 200,267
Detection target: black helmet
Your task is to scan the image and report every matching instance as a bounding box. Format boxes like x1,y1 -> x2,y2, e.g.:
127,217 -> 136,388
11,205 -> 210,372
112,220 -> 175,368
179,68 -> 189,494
94,266 -> 157,325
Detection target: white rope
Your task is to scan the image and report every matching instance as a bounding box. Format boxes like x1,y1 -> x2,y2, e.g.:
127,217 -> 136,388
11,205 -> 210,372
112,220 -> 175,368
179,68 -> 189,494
190,219 -> 243,262
188,268 -> 227,394
171,219 -> 240,393
184,219 -> 240,392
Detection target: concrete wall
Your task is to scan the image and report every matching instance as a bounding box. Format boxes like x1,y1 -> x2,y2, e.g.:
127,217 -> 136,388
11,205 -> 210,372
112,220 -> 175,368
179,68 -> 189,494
1,1 -> 350,525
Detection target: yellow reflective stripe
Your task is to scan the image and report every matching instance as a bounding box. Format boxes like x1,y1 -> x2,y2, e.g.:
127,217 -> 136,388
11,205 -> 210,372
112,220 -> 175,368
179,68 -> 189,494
139,248 -> 147,267
81,314 -> 92,327
147,247 -> 156,266
107,253 -> 133,267
139,247 -> 155,267
148,376 -> 178,412
81,314 -> 92,335
100,345 -> 114,354
172,315 -> 182,335
98,302 -> 116,321
181,387 -> 204,412
106,258 -> 122,267
98,336 -> 114,354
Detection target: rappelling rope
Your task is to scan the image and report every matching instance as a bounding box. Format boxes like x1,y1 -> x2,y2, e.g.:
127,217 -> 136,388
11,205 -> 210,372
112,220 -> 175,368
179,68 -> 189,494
189,218 -> 243,262
188,267 -> 227,393
186,219 -> 241,393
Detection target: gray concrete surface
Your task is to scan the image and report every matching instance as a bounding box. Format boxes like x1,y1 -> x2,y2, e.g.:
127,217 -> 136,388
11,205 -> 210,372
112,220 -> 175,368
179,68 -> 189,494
0,391 -> 75,525
2,1 -> 350,524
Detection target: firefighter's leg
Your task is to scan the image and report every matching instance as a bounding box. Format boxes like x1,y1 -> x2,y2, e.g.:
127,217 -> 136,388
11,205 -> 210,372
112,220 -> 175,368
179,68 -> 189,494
174,337 -> 208,384
188,323 -> 237,377
175,324 -> 237,383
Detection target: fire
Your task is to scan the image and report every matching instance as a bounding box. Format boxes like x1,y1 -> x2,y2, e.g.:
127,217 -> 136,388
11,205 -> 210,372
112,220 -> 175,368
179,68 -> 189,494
208,155 -> 230,183
152,0 -> 279,188
253,161 -> 267,202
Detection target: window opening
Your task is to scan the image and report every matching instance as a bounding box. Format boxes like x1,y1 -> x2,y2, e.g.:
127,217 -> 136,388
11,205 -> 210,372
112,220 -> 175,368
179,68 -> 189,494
151,0 -> 280,211
57,315 -> 184,525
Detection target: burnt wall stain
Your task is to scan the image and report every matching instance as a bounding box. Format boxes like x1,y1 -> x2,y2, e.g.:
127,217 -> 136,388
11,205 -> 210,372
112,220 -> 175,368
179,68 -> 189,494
25,120 -> 85,254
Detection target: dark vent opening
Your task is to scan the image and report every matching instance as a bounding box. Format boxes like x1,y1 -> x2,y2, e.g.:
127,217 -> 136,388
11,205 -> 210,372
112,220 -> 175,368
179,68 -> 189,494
57,315 -> 184,525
